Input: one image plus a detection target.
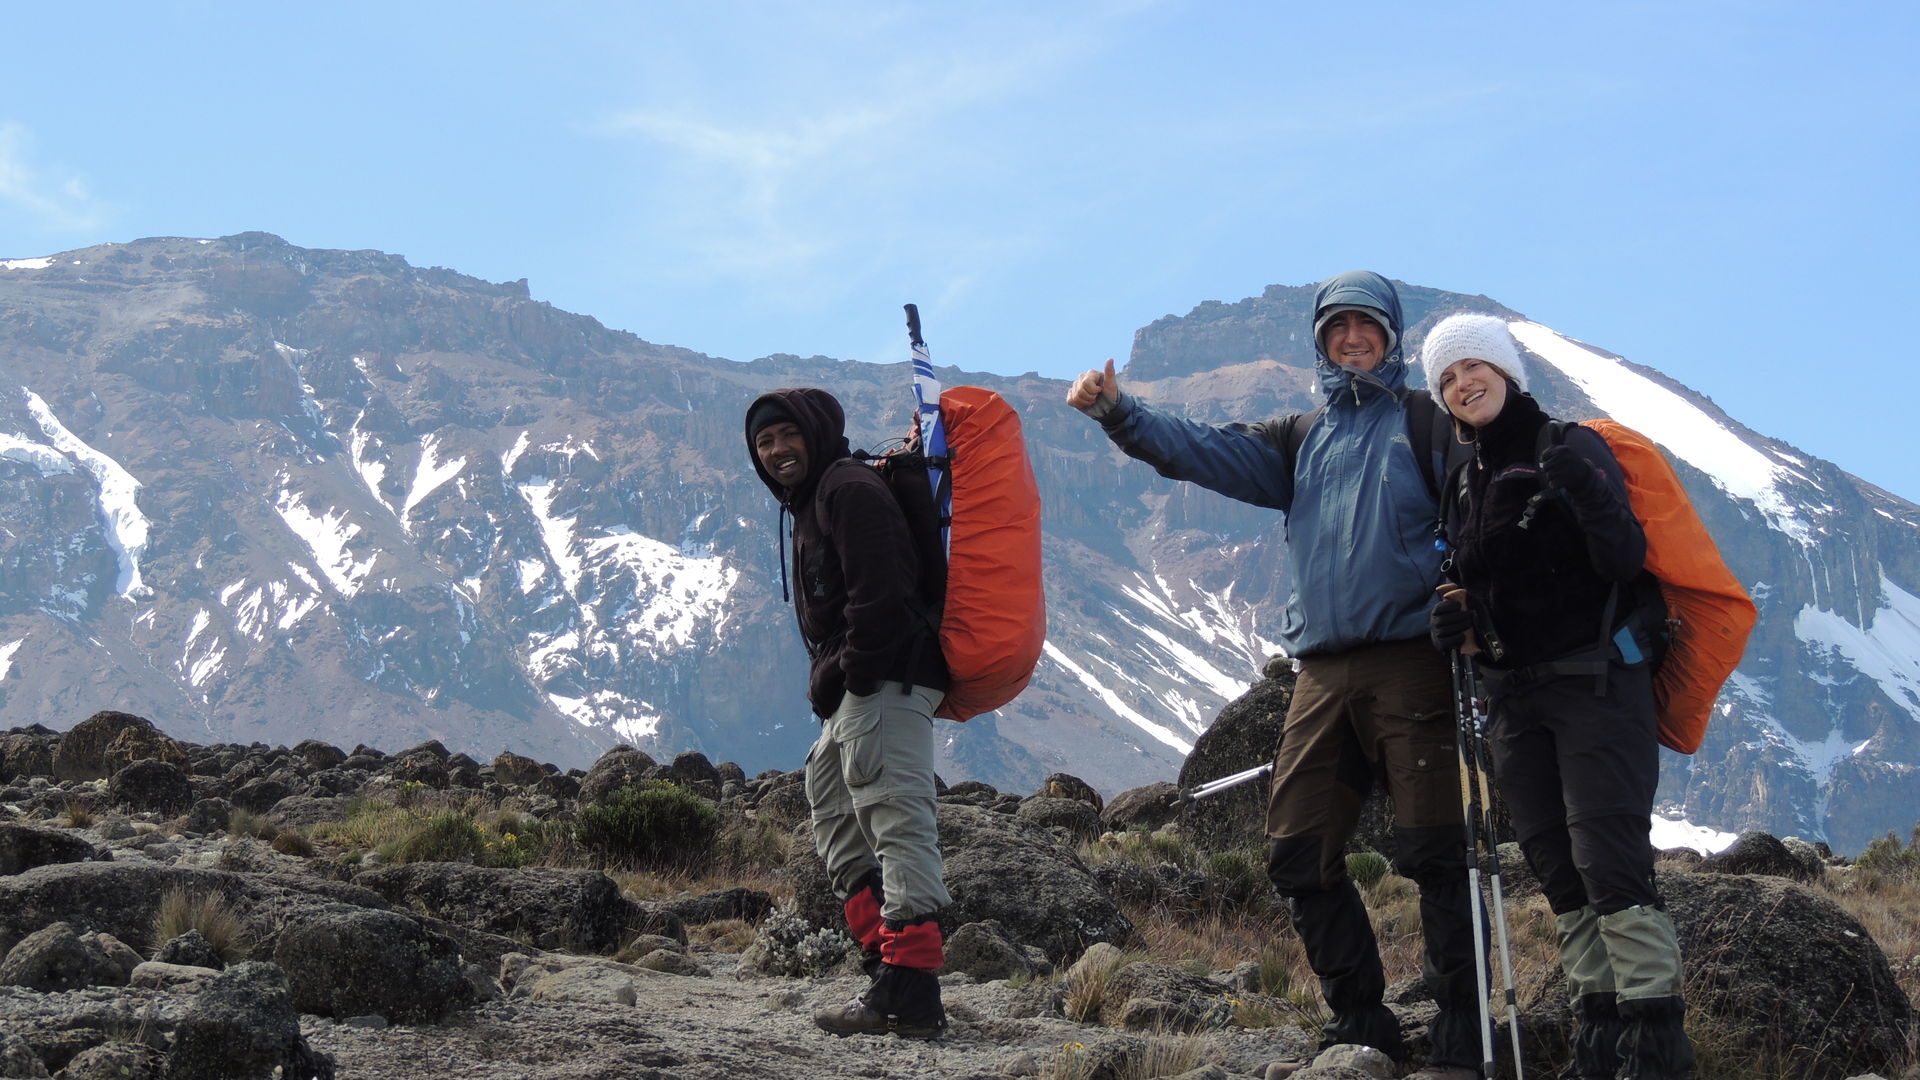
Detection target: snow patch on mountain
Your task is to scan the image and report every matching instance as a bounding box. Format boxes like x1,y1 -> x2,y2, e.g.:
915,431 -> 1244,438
1794,572 -> 1920,722
347,425 -> 396,517
22,388 -> 151,597
0,432 -> 75,475
0,258 -> 52,271
1041,640 -> 1195,754
272,485 -> 378,596
403,434 -> 467,526
1509,322 -> 1812,543
1650,814 -> 1737,855
0,637 -> 23,679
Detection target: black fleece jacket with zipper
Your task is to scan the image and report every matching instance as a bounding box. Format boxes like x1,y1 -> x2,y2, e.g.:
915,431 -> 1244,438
746,387 -> 948,718
1445,389 -> 1649,670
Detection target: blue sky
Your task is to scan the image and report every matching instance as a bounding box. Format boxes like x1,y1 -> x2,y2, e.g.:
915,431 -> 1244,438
5,2 -> 1917,500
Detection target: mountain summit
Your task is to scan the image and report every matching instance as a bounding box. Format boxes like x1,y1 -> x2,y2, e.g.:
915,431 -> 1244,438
0,234 -> 1914,851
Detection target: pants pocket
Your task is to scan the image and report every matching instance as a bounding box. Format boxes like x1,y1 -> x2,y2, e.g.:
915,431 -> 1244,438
833,692 -> 886,788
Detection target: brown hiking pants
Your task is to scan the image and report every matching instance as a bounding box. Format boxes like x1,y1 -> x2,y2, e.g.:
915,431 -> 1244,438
1264,637 -> 1460,891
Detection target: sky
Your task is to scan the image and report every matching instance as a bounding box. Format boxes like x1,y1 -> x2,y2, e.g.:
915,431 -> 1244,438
4,2 -> 1917,501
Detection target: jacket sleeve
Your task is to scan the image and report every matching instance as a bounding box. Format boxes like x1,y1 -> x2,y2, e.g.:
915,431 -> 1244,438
1098,391 -> 1296,510
819,472 -> 920,696
1560,425 -> 1646,582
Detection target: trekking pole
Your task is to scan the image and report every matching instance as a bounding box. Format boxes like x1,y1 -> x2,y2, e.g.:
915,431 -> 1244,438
1450,650 -> 1498,1080
1182,762 -> 1272,802
1463,657 -> 1525,1077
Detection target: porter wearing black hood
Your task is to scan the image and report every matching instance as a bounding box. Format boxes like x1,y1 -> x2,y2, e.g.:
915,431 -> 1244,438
745,387 -> 951,1040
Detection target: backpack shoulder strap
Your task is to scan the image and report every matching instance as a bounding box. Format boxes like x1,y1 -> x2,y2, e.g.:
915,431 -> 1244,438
1275,406 -> 1323,477
1402,390 -> 1462,504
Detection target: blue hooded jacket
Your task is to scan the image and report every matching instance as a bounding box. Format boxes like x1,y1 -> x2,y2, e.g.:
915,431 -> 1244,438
1096,271 -> 1445,658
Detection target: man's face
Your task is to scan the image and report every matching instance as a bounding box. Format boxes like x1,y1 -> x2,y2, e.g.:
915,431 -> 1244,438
1320,310 -> 1388,372
754,421 -> 809,488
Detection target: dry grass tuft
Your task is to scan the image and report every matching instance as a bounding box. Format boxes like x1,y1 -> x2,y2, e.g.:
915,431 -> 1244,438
152,887 -> 249,963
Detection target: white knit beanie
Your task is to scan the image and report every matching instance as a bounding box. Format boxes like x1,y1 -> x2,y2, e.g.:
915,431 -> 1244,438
1420,313 -> 1527,394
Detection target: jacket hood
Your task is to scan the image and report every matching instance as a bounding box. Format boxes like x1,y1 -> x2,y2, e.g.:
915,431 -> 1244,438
1313,271 -> 1407,398
745,387 -> 852,503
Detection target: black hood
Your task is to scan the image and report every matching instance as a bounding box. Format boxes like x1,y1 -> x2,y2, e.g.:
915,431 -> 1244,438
744,387 -> 851,504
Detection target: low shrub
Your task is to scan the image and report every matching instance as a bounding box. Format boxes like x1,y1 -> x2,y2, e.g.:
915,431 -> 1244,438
389,810 -> 484,864
574,781 -> 719,871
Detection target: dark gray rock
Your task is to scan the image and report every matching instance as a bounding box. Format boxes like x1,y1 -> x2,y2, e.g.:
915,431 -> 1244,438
57,1041 -> 163,1080
291,739 -> 346,772
0,728 -> 56,783
353,862 -> 636,954
109,760 -> 195,814
229,777 -> 293,815
0,922 -> 136,990
1015,795 -> 1105,843
491,751 -> 547,788
263,795 -> 350,828
154,928 -> 225,970
650,886 -> 773,926
181,798 -> 234,835
0,822 -> 102,875
165,961 -> 335,1079
578,747 -> 658,805
1660,869 -> 1913,1080
1095,962 -> 1239,1032
1036,772 -> 1105,814
1100,782 -> 1185,834
0,1031 -> 48,1078
272,908 -> 473,1024
944,919 -> 1043,981
661,751 -> 722,797
52,711 -> 183,782
1698,830 -> 1822,882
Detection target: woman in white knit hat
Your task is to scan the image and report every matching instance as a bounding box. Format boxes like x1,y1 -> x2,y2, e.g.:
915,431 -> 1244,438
1422,314 -> 1693,1080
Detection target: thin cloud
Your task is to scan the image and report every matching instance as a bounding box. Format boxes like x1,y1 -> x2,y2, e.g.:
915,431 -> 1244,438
0,123 -> 108,234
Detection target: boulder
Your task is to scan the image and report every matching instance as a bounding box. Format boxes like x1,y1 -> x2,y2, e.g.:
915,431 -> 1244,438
1015,796 -> 1105,843
1036,772 -> 1105,814
1095,961 -> 1240,1032
578,747 -> 659,805
1660,869 -> 1913,1080
229,777 -> 294,814
272,908 -> 473,1023
129,959 -> 223,992
57,1042 -> 164,1080
1101,782 -> 1185,834
0,1031 -> 47,1078
1698,830 -> 1823,882
165,961 -> 335,1080
103,725 -> 188,774
0,727 -> 57,782
263,795 -> 350,828
660,751 -> 722,797
491,751 -> 547,788
181,798 -> 233,835
291,739 -> 346,772
0,922 -> 138,990
0,822 -> 103,875
154,928 -> 225,970
790,802 -> 1134,965
353,862 -> 636,954
51,711 -> 170,782
944,919 -> 1044,982
649,886 -> 774,926
109,760 -> 195,814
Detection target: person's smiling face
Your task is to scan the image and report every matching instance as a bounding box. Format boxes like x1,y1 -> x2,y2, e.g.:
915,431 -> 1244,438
1438,357 -> 1510,428
1320,310 -> 1388,372
754,421 -> 809,488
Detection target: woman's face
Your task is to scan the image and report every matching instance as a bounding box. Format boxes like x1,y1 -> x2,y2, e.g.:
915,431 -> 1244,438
1438,358 -> 1509,429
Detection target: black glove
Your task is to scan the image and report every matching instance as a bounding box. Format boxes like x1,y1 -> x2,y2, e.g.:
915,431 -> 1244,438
1540,443 -> 1596,495
1429,594 -> 1476,652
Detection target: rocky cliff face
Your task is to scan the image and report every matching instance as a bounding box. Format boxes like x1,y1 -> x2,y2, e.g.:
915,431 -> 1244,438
0,235 -> 1914,850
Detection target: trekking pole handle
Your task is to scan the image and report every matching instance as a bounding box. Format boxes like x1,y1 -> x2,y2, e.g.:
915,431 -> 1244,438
1185,762 -> 1273,801
904,304 -> 924,348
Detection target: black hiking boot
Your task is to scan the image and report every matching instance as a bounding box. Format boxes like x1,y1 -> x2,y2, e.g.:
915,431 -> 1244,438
1560,992 -> 1625,1080
813,963 -> 946,1039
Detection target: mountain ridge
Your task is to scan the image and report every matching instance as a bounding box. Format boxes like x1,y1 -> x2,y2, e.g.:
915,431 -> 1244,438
0,232 -> 1915,852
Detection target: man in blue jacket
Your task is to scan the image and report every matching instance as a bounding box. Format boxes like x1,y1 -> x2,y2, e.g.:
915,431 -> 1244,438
1068,271 -> 1481,1077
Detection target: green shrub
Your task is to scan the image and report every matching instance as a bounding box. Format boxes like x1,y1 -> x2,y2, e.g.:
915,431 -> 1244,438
1855,830 -> 1920,881
389,811 -> 485,864
1346,849 -> 1391,890
574,781 -> 719,870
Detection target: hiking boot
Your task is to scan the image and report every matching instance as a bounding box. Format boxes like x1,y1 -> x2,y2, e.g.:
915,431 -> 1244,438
1615,995 -> 1692,1079
1561,992 -> 1625,1080
812,963 -> 945,1039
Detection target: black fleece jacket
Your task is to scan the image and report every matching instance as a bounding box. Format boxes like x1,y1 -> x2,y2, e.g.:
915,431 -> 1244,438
746,388 -> 948,718
1445,390 -> 1648,669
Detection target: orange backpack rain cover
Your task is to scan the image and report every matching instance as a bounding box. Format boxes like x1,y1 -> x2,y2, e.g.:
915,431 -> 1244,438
1581,419 -> 1757,753
935,387 -> 1046,721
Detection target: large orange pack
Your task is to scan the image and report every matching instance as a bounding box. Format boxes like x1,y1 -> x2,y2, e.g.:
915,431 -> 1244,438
1572,419 -> 1756,753
927,387 -> 1045,721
